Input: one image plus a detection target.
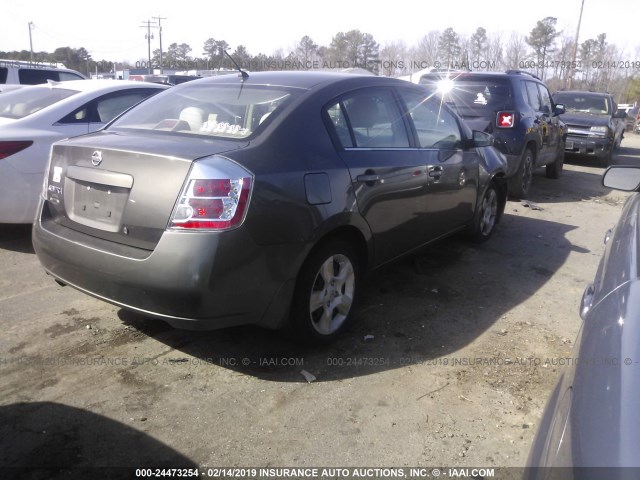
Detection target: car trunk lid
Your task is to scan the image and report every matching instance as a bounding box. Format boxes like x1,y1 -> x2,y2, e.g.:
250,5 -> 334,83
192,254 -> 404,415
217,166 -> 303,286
43,130 -> 247,250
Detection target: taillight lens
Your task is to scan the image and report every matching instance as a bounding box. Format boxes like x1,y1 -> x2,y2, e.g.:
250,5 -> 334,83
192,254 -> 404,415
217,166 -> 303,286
496,112 -> 515,128
169,155 -> 253,231
0,140 -> 33,160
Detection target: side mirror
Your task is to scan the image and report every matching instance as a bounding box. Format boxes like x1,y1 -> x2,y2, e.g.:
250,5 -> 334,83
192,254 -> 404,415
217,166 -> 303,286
553,104 -> 566,115
603,166 -> 640,191
472,130 -> 494,148
614,109 -> 627,119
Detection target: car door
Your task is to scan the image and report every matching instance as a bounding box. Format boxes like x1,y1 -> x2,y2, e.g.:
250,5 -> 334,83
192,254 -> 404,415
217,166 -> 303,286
396,89 -> 479,239
524,81 -> 551,164
327,88 -> 429,266
537,83 -> 563,161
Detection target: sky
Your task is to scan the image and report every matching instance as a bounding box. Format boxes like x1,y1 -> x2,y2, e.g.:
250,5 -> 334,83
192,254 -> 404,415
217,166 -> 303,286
2,0 -> 639,64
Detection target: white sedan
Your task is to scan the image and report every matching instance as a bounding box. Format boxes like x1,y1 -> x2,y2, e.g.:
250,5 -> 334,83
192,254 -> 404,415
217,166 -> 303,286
0,80 -> 168,223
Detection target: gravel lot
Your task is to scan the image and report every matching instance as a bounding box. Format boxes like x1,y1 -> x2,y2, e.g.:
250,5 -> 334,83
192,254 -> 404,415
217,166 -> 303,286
2,134 -> 640,478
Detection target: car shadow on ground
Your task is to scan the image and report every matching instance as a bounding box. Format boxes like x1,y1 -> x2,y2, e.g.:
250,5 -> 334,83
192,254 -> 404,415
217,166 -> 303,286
0,224 -> 34,254
119,212 -> 584,383
526,164 -> 611,205
0,402 -> 197,479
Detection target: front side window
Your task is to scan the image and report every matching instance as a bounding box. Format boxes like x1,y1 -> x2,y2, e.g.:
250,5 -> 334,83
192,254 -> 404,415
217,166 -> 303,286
110,83 -> 294,139
398,90 -> 462,149
340,90 -> 410,148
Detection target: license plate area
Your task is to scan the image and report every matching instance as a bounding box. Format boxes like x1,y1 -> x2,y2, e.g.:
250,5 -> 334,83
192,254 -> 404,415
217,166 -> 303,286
565,140 -> 574,150
65,179 -> 129,232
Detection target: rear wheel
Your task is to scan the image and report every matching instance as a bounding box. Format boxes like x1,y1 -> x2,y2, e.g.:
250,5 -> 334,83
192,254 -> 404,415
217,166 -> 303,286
509,147 -> 534,199
288,239 -> 359,343
469,184 -> 499,242
545,143 -> 564,179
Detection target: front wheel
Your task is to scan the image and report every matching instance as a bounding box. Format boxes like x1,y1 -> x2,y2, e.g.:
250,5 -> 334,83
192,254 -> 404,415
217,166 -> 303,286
288,240 -> 359,343
509,148 -> 534,199
469,184 -> 499,243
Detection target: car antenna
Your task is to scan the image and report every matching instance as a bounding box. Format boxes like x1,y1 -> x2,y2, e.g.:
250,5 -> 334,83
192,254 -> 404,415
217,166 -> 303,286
223,50 -> 249,82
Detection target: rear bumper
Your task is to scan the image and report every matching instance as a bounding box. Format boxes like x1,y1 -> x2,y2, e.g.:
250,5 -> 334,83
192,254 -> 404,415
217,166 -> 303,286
564,135 -> 612,158
33,214 -> 303,330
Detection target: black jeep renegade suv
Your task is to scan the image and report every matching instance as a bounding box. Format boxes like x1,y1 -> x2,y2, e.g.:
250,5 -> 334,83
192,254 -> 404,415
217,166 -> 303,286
419,70 -> 566,198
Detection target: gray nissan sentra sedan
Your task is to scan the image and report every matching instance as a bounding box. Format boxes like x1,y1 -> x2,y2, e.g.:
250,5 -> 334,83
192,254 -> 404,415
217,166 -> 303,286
33,71 -> 508,342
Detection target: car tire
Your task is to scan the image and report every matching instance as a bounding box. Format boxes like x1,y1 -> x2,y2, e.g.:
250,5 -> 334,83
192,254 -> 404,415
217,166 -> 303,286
545,144 -> 564,179
509,147 -> 534,199
469,183 -> 499,243
600,148 -> 613,168
288,239 -> 360,343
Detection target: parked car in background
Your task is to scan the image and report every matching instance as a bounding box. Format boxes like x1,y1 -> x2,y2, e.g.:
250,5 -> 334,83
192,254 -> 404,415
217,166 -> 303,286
553,90 -> 626,167
419,70 -> 566,198
33,71 -> 508,343
0,59 -> 86,85
625,106 -> 639,132
0,80 -> 168,223
526,165 -> 640,476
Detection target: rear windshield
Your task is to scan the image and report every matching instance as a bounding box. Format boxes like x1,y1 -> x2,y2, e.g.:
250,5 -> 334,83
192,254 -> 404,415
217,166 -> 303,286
0,87 -> 78,119
553,93 -> 610,115
420,74 -> 512,116
110,83 -> 295,139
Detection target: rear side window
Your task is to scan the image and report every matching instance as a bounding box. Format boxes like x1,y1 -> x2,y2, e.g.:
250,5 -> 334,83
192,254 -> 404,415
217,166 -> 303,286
0,68 -> 7,84
537,84 -> 553,114
326,103 -> 354,148
525,81 -> 542,111
59,89 -> 160,124
340,90 -> 410,148
18,69 -> 60,85
58,71 -> 85,82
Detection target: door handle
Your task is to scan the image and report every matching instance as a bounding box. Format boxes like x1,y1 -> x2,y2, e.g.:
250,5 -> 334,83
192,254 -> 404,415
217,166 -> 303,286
428,166 -> 443,179
357,174 -> 381,183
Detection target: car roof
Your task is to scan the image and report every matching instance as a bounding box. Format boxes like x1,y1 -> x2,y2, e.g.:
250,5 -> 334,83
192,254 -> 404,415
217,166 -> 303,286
34,79 -> 169,93
190,70 -> 389,90
554,90 -> 611,96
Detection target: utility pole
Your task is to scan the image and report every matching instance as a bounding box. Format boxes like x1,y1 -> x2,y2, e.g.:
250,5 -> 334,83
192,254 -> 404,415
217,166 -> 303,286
140,20 -> 157,74
28,22 -> 35,64
152,16 -> 166,74
567,0 -> 585,89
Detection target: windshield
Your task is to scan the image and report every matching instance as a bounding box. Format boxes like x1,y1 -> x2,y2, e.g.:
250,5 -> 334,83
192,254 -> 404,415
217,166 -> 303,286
0,87 -> 78,119
420,75 -> 512,117
110,83 -> 294,139
554,93 -> 609,115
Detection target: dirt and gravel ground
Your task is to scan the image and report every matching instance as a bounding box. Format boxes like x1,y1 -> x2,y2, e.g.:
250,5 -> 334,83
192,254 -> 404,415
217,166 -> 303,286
2,134 -> 640,478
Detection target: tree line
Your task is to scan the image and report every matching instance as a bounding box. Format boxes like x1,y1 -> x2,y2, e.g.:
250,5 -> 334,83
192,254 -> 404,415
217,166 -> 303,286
2,17 -> 639,102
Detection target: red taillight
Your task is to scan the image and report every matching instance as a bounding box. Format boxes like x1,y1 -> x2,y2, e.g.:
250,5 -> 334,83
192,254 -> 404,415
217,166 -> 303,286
169,155 -> 253,231
192,179 -> 231,197
496,112 -> 515,128
0,140 -> 33,160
